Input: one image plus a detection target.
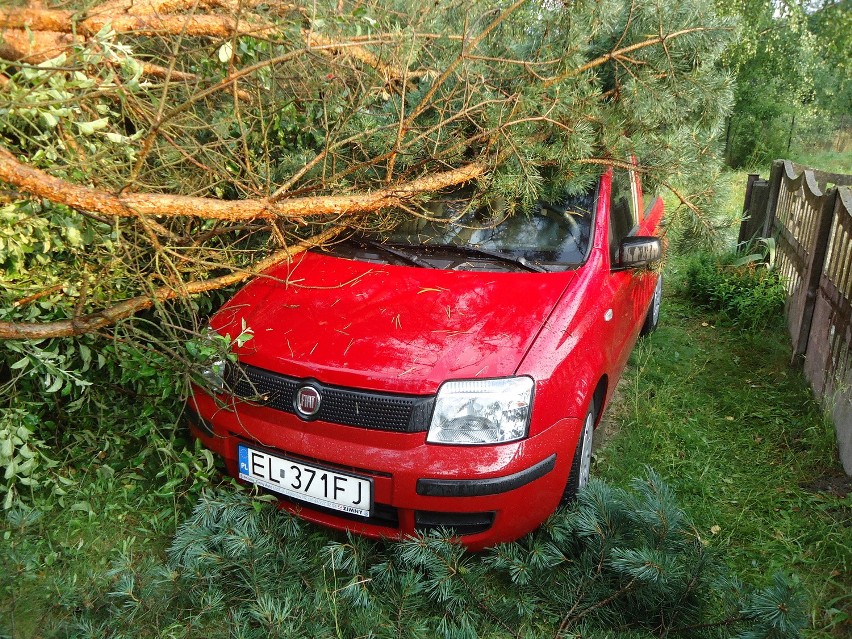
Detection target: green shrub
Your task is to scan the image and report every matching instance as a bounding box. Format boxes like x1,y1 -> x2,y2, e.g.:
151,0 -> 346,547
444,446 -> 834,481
684,250 -> 787,330
0,408 -> 60,509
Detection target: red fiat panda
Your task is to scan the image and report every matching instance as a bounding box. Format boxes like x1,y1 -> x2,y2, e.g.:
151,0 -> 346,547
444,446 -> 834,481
188,165 -> 663,550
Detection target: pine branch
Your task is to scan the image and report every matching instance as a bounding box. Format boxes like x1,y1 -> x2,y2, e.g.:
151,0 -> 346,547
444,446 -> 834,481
0,224 -> 345,339
557,576 -> 639,636
544,26 -> 733,87
0,147 -> 486,220
0,7 -> 277,38
123,39 -> 397,185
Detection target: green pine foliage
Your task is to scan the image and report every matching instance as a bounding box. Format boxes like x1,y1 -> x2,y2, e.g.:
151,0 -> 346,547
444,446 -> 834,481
0,0 -> 738,330
64,470 -> 805,639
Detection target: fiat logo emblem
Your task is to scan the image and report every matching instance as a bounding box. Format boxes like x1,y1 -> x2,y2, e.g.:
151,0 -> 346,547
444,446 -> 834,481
295,386 -> 321,418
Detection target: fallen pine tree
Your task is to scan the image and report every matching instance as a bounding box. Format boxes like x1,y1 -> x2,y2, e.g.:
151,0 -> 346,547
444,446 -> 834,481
0,0 -> 735,340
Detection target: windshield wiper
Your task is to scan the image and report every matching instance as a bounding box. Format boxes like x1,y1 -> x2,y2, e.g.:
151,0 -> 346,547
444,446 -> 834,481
347,238 -> 435,269
403,244 -> 547,273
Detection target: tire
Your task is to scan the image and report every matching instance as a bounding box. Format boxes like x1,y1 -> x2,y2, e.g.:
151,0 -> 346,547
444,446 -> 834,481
560,402 -> 595,505
639,273 -> 663,336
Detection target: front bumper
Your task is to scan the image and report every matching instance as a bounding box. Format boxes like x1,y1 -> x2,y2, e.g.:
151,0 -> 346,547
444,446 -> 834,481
188,386 -> 581,550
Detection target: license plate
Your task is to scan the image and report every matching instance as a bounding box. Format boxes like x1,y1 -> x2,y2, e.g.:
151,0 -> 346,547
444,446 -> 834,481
238,445 -> 372,517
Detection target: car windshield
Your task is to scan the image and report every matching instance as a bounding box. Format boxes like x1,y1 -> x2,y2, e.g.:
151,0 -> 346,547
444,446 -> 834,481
324,184 -> 597,272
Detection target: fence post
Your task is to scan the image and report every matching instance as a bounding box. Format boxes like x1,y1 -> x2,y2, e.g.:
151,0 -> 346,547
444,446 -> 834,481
743,173 -> 759,211
793,188 -> 838,362
737,174 -> 761,246
761,160 -> 785,238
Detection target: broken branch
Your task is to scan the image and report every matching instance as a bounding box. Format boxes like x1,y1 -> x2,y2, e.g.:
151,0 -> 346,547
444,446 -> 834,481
0,224 -> 346,339
0,146 -> 486,220
0,8 -> 276,38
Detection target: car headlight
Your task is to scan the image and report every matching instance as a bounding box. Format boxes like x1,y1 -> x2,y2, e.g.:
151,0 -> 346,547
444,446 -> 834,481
427,377 -> 534,445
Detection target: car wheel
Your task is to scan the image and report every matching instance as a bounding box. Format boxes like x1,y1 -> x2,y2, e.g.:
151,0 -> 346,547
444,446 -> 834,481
640,273 -> 663,336
560,402 -> 595,505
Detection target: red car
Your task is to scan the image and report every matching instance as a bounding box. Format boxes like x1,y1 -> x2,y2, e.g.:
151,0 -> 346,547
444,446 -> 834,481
188,165 -> 663,550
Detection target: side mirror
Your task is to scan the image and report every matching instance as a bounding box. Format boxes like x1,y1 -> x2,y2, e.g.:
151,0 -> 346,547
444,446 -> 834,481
617,236 -> 662,269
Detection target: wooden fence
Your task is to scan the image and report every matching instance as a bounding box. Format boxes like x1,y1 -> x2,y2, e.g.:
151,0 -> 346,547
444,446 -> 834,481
739,160 -> 852,475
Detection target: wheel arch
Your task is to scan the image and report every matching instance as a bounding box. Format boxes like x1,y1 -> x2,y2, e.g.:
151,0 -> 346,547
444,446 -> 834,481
591,375 -> 608,427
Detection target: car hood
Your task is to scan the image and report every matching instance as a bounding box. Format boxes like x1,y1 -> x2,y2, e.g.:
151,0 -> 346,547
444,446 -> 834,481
212,252 -> 575,395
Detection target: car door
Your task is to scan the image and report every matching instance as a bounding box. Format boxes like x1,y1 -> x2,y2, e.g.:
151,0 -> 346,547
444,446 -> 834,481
603,166 -> 647,376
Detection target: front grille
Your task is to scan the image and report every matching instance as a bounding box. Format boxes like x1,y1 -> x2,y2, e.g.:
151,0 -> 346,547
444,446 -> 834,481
228,363 -> 434,433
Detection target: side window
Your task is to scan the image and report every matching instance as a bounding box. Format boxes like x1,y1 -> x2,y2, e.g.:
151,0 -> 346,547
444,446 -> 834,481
608,169 -> 638,262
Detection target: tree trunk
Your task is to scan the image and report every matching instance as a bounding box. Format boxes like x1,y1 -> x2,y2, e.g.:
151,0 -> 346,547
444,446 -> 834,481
0,148 -> 485,221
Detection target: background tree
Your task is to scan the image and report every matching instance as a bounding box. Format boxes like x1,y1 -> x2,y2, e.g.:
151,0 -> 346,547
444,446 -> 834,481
716,0 -> 851,167
806,0 -> 852,149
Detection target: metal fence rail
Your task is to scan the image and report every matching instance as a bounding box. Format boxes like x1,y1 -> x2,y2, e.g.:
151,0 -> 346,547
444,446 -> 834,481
740,160 -> 852,474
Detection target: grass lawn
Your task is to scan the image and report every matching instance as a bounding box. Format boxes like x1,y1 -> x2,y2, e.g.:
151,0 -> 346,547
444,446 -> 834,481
788,150 -> 852,176
596,265 -> 851,638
